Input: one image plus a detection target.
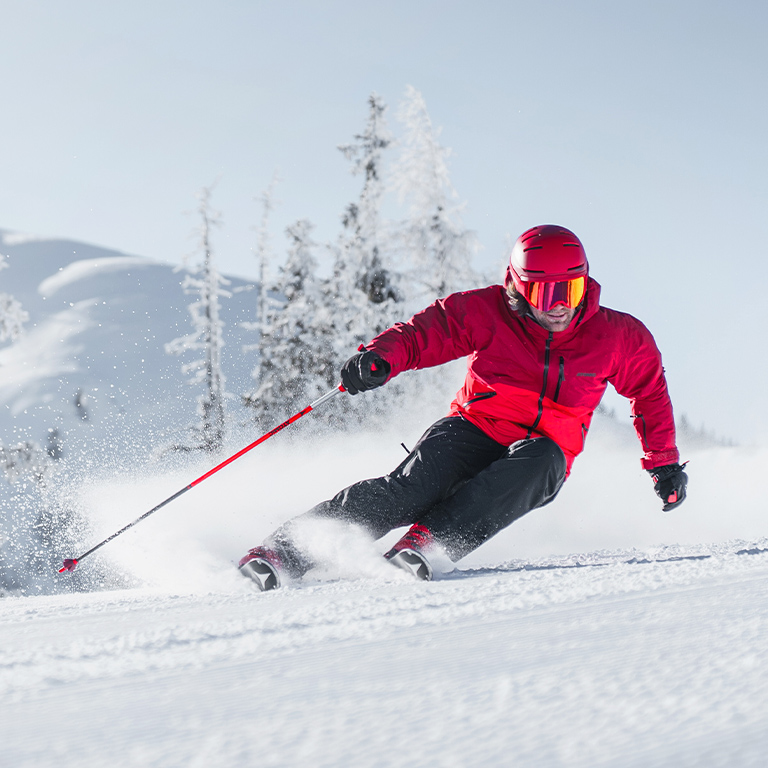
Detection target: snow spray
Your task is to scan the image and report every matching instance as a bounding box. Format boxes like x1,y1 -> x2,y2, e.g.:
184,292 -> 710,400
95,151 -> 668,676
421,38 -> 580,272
58,386 -> 345,573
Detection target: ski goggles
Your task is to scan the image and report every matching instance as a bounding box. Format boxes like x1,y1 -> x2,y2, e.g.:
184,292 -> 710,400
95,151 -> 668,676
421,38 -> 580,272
519,276 -> 586,311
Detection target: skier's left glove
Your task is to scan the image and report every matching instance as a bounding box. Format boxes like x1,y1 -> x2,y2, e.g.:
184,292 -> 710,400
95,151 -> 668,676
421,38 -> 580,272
648,462 -> 688,512
340,351 -> 391,395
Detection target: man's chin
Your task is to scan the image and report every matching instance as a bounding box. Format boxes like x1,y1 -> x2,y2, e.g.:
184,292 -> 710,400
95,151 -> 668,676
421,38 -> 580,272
542,315 -> 571,332
530,305 -> 576,332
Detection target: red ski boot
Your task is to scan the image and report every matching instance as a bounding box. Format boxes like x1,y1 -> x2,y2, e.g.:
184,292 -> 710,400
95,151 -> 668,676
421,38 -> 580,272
384,523 -> 434,581
238,546 -> 283,591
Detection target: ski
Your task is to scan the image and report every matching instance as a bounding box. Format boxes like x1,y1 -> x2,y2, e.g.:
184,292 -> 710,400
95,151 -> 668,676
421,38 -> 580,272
239,545 -> 434,591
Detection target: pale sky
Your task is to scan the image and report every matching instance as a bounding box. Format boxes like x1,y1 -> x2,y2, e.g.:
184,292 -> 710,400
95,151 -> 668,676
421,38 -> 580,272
2,0 -> 767,441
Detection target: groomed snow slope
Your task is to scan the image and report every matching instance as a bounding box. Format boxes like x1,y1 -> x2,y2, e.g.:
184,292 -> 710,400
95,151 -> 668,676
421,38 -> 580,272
2,543 -> 767,768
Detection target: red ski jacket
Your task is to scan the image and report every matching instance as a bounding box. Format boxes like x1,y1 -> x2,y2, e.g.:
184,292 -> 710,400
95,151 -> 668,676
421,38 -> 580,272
366,279 -> 679,475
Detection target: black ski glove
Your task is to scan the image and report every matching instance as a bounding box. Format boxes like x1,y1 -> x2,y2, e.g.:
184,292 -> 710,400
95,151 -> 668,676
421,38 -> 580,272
648,462 -> 688,512
340,351 -> 391,395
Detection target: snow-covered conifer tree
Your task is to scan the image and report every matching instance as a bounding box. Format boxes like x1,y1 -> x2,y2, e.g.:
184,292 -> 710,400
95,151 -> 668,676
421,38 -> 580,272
0,441 -> 53,485
247,220 -> 336,424
255,172 -> 280,350
0,440 -> 60,594
0,438 -> 102,595
243,173 -> 281,411
166,188 -> 230,452
390,85 -> 479,310
0,256 -> 28,343
335,93 -> 402,345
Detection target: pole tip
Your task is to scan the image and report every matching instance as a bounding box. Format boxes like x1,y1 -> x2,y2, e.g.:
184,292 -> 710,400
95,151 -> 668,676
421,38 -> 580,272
58,559 -> 79,573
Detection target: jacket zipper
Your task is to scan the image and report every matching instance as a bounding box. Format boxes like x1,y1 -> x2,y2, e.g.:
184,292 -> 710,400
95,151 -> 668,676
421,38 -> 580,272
462,391 -> 497,408
633,413 -> 648,449
553,356 -> 565,403
527,332 -> 552,437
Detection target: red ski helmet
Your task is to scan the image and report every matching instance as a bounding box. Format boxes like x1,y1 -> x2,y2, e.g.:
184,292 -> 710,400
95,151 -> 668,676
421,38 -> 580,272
506,225 -> 589,311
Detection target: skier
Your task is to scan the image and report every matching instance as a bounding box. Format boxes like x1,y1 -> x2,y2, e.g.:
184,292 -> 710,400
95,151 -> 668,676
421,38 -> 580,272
239,224 -> 688,590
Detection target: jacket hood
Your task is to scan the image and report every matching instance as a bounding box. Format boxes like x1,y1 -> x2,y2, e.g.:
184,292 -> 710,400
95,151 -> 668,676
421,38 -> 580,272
576,277 -> 602,325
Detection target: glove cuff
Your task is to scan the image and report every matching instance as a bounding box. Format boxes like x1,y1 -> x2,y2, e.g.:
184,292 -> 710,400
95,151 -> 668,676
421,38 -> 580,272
647,462 -> 688,483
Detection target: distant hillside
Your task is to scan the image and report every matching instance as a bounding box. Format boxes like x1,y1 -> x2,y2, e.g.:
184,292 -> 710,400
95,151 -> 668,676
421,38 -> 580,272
0,229 -> 261,462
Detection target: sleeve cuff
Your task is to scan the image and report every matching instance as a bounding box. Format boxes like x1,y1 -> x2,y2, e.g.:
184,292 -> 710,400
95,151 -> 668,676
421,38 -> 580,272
640,449 -> 680,471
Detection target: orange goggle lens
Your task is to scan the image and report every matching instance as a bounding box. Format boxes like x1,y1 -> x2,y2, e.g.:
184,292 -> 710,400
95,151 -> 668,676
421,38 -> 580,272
523,276 -> 586,311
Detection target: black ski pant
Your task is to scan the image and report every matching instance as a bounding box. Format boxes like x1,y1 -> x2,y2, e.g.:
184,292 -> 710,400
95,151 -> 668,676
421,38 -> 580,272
269,416 -> 567,576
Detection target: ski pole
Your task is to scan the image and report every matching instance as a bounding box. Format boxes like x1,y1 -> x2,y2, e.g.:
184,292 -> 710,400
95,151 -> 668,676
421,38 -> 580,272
58,385 -> 345,573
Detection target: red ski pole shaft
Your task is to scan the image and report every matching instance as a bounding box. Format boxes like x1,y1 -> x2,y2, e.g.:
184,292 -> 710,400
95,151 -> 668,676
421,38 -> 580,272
59,385 -> 345,573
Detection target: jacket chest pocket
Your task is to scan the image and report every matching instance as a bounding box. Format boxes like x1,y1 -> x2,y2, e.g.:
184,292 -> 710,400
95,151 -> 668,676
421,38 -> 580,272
550,356 -> 606,407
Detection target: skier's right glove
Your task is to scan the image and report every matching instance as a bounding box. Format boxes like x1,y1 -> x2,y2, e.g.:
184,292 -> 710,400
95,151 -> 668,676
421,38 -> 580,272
648,462 -> 688,512
340,351 -> 391,395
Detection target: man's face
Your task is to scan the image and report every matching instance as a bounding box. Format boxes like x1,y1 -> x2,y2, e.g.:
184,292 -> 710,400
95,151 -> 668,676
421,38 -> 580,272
529,304 -> 577,333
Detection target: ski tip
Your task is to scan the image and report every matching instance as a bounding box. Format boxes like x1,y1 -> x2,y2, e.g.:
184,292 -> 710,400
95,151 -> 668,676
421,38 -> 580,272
58,558 -> 79,573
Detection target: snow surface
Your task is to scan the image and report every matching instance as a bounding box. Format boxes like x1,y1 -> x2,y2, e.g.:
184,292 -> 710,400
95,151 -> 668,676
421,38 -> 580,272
2,538 -> 768,767
2,230 -> 768,766
3,425 -> 768,767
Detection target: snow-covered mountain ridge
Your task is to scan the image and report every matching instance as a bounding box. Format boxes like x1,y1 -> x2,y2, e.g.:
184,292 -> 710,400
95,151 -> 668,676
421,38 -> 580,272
0,228 -> 258,454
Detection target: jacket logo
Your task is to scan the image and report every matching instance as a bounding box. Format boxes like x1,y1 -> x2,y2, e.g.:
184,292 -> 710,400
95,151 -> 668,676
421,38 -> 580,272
576,372 -> 596,377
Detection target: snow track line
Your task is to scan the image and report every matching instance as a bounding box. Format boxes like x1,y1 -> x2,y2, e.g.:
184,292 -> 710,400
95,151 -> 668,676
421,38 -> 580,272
449,543 -> 768,579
